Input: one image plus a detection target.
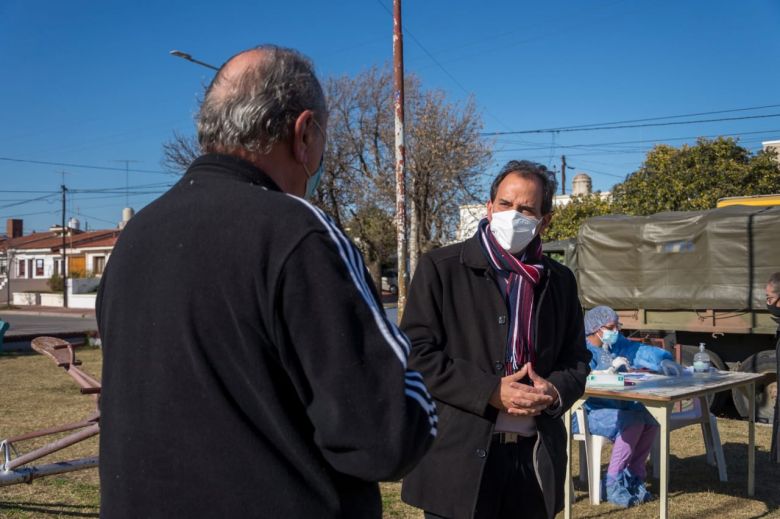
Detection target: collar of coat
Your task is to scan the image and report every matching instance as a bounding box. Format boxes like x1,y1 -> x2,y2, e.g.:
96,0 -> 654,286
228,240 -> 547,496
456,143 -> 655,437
186,153 -> 283,192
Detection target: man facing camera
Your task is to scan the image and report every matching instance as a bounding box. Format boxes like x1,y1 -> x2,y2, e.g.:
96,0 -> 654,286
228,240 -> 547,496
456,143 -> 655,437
401,160 -> 591,519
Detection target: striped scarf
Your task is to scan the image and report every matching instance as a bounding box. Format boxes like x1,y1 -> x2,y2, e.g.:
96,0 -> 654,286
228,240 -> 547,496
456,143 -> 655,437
478,218 -> 544,375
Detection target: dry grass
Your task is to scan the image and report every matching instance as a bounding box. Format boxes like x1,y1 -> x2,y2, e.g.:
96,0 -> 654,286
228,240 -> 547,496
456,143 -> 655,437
1,348 -> 778,518
1,347 -> 101,518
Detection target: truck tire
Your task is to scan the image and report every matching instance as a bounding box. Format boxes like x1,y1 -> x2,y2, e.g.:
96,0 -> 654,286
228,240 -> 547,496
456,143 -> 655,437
680,345 -> 729,414
731,350 -> 777,423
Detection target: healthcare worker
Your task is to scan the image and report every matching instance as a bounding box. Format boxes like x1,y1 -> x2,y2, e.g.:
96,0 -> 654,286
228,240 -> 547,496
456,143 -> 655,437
577,306 -> 684,507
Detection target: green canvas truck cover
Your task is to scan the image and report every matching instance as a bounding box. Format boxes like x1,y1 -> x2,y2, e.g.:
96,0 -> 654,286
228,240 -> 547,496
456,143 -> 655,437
576,205 -> 780,310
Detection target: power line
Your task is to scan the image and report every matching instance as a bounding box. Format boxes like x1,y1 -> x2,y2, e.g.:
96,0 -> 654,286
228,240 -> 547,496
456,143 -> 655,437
530,103 -> 780,132
0,193 -> 59,210
493,128 -> 780,149
375,0 -> 513,131
72,210 -> 120,226
0,156 -> 173,175
483,112 -> 780,136
0,209 -> 59,219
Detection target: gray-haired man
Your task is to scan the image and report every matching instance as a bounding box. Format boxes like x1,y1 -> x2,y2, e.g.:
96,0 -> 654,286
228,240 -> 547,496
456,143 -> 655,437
97,45 -> 436,518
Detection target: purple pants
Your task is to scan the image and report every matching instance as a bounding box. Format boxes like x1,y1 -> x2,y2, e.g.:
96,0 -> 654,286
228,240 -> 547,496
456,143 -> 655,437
607,423 -> 659,479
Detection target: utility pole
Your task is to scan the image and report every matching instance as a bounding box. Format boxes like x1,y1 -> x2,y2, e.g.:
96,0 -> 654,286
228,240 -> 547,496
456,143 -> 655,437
561,155 -> 567,195
61,184 -> 68,308
4,248 -> 11,306
393,0 -> 408,323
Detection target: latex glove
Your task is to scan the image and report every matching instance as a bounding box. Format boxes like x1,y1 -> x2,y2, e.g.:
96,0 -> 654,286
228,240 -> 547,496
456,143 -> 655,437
660,359 -> 684,376
611,356 -> 630,372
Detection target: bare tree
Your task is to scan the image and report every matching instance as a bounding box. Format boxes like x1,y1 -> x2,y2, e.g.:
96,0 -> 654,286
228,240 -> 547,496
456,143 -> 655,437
161,131 -> 201,174
314,66 -> 491,283
405,90 -> 491,272
161,67 -> 492,283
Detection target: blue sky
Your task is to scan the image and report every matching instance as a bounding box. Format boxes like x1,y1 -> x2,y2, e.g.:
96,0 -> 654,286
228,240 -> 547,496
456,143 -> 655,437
2,0 -> 780,232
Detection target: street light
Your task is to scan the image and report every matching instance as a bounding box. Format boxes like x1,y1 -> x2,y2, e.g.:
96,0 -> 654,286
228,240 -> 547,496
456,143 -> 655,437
169,50 -> 219,71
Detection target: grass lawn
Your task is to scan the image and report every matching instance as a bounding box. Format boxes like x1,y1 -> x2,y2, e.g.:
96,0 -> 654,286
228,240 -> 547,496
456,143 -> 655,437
1,347 -> 778,518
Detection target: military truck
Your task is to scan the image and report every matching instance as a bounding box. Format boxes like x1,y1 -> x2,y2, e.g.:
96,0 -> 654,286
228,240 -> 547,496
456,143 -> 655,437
544,205 -> 779,422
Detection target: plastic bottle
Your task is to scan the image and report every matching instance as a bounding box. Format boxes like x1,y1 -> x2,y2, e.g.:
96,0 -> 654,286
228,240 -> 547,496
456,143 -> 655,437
693,343 -> 711,375
597,348 -> 613,371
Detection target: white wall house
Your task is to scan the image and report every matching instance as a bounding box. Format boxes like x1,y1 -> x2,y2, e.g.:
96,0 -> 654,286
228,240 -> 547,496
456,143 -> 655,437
7,229 -> 118,282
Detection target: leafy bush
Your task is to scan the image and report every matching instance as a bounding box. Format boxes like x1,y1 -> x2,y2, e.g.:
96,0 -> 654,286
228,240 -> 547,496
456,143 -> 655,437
47,272 -> 64,292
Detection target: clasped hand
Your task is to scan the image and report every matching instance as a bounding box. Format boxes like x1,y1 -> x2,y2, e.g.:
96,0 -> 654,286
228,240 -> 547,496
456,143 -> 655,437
489,363 -> 556,416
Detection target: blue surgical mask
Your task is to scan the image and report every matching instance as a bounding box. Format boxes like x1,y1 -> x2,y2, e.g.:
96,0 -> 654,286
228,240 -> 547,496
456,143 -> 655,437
304,118 -> 326,199
599,328 -> 619,348
304,158 -> 323,199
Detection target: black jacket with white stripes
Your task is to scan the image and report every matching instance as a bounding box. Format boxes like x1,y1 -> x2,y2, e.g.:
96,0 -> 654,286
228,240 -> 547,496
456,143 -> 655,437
96,153 -> 436,519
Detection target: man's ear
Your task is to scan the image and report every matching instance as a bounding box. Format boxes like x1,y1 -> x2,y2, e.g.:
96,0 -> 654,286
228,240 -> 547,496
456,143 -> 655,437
538,212 -> 553,234
486,200 -> 494,222
292,110 -> 315,164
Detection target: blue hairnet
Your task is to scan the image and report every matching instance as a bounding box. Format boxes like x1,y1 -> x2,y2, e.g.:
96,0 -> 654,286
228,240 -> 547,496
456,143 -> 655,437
584,306 -> 618,335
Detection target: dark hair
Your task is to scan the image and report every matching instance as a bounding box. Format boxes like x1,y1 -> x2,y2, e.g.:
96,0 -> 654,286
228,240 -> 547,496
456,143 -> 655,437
489,160 -> 557,215
769,272 -> 780,294
197,44 -> 326,155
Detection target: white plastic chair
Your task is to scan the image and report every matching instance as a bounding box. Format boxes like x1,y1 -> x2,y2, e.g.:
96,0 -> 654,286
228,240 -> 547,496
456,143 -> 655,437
650,396 -> 727,482
573,397 -> 727,506
573,407 -> 609,505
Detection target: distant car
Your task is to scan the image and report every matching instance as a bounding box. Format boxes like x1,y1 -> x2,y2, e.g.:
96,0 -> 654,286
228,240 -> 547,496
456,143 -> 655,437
381,270 -> 398,295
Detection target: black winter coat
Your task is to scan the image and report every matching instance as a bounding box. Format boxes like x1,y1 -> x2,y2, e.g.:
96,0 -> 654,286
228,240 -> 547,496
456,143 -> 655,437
97,154 -> 436,518
400,233 -> 591,519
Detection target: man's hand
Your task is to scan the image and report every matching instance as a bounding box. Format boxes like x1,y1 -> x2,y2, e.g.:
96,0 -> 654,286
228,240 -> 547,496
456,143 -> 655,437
489,363 -> 554,416
525,363 -> 560,408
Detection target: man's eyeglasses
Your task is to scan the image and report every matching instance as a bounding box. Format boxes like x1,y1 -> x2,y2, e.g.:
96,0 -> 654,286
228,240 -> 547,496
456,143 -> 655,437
602,323 -> 622,331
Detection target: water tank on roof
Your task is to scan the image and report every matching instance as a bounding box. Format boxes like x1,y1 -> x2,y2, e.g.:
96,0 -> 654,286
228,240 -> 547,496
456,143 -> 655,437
572,173 -> 592,196
119,207 -> 135,229
68,217 -> 80,230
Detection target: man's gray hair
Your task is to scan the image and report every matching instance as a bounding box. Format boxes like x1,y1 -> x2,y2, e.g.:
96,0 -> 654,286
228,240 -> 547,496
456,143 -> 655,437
489,160 -> 557,215
768,272 -> 780,294
197,44 -> 327,155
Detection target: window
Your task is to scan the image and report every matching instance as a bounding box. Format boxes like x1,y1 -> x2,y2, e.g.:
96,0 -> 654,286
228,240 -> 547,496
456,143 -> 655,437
18,259 -> 25,277
93,256 -> 106,275
35,259 -> 44,277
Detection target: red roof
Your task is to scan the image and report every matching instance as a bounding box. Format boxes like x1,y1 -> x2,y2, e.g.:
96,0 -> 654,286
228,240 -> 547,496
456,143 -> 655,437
3,229 -> 120,252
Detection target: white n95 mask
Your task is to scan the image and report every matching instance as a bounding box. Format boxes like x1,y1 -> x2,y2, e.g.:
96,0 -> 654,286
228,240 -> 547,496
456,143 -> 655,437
489,210 -> 541,254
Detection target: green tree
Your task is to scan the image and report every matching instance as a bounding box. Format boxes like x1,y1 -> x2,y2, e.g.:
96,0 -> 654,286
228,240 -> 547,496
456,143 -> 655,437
611,137 -> 780,215
543,193 -> 613,241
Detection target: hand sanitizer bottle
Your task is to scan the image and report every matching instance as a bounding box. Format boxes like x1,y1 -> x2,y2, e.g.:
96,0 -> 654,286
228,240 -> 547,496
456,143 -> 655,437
693,343 -> 711,375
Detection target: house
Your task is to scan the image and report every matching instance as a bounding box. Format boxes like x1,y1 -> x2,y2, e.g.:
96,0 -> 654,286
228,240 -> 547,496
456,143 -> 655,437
1,218 -> 120,303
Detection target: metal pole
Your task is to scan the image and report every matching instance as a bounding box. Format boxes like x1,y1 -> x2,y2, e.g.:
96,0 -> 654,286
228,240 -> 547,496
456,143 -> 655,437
0,456 -> 99,487
393,0 -> 408,323
61,184 -> 68,308
561,155 -> 566,195
114,160 -> 139,207
5,249 -> 10,306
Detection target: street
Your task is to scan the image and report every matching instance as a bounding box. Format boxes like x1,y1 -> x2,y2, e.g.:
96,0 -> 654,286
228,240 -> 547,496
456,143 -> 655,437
0,312 -> 97,338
